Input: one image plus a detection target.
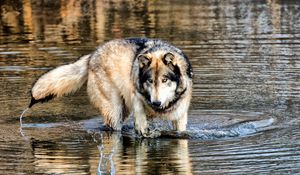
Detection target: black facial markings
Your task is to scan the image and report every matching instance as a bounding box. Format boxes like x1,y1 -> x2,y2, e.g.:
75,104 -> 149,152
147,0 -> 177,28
137,67 -> 153,103
173,65 -> 181,79
165,71 -> 180,85
143,91 -> 151,103
154,61 -> 159,87
29,93 -> 55,108
139,68 -> 151,85
165,64 -> 181,88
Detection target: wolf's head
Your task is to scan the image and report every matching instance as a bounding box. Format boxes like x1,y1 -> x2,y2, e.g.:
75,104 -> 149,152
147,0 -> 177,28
137,49 -> 191,112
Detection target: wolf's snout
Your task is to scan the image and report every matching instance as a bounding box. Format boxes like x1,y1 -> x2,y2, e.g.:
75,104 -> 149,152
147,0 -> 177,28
151,101 -> 161,107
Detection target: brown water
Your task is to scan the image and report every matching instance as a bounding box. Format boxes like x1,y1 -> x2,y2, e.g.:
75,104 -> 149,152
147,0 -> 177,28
1,0 -> 300,174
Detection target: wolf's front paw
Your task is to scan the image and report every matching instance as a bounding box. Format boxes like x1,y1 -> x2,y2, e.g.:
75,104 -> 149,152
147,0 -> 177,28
134,113 -> 148,137
134,124 -> 148,137
135,125 -> 161,138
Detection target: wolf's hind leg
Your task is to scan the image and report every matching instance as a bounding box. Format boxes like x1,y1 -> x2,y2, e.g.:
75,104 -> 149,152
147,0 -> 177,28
87,73 -> 124,130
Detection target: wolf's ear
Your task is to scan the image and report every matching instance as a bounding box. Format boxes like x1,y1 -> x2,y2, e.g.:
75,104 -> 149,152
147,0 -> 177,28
138,55 -> 151,68
163,53 -> 177,71
163,53 -> 175,65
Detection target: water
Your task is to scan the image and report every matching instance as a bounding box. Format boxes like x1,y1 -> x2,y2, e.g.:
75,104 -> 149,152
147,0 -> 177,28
1,0 -> 300,174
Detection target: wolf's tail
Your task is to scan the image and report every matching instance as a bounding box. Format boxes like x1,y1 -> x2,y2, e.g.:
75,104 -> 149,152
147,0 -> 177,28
29,54 -> 91,108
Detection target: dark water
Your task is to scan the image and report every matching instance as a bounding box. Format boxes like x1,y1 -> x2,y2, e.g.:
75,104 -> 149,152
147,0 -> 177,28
1,0 -> 300,174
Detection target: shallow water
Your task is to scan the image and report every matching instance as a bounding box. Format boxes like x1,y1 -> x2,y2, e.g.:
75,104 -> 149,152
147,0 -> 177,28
0,0 -> 300,174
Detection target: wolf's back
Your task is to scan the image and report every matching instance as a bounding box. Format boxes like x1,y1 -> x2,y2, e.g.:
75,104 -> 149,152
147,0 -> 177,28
29,54 -> 91,107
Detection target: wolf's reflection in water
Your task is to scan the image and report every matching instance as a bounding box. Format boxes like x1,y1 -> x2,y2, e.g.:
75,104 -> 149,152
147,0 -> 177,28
95,132 -> 193,175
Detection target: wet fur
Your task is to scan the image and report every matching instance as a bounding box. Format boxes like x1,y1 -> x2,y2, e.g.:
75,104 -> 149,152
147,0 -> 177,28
30,38 -> 193,136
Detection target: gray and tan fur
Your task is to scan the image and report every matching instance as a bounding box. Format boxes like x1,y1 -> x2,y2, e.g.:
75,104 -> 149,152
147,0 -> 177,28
30,38 -> 193,136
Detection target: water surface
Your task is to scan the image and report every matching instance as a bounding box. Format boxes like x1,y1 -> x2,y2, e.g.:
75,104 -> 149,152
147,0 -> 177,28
0,0 -> 300,174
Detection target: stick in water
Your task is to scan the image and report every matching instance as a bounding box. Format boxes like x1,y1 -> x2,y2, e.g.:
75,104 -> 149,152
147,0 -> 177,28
19,108 -> 29,137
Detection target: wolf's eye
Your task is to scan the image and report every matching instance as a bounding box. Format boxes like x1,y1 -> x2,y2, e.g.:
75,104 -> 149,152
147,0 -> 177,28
162,78 -> 168,83
147,79 -> 153,84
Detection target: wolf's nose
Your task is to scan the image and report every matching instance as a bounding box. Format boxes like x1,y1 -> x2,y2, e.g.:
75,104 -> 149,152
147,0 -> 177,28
152,101 -> 161,107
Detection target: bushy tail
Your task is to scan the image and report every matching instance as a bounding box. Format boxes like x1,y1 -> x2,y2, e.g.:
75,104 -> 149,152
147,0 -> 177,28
29,54 -> 91,108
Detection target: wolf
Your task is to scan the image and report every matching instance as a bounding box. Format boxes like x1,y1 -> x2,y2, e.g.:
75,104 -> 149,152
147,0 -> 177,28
29,38 -> 193,136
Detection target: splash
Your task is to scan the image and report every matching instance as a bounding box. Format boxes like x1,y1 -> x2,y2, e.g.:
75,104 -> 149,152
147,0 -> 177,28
19,108 -> 29,137
96,133 -> 118,175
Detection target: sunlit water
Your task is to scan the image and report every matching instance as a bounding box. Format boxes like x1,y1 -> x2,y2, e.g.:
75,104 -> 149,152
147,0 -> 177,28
0,0 -> 300,174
